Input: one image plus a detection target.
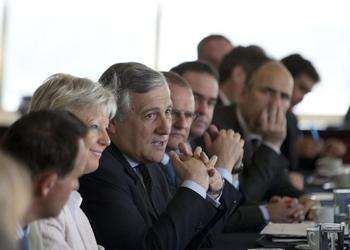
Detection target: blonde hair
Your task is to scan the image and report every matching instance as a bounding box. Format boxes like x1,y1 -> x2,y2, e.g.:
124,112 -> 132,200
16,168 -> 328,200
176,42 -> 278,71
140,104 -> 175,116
30,73 -> 117,119
0,150 -> 31,238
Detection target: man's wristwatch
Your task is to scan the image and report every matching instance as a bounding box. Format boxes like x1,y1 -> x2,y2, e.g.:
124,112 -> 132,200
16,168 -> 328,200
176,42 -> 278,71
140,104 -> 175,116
207,177 -> 225,197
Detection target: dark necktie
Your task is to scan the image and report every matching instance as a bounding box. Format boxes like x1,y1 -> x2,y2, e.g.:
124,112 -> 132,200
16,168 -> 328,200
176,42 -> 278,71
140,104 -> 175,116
136,164 -> 152,194
135,164 -> 160,219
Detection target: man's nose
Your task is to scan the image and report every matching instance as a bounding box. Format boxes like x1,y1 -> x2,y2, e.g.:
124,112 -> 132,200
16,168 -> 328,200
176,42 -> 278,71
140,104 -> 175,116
195,100 -> 209,117
157,114 -> 172,135
173,114 -> 187,129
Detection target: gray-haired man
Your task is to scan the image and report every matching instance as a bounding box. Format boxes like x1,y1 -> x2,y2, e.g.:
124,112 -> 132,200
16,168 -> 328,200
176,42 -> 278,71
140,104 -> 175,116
80,62 -> 241,250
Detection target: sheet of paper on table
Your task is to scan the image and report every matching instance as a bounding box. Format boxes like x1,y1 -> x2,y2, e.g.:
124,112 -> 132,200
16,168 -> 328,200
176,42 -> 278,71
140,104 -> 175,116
260,222 -> 315,237
308,192 -> 334,201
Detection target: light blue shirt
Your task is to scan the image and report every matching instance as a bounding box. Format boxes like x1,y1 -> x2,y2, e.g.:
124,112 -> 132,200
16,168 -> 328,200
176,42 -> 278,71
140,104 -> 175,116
216,167 -> 240,189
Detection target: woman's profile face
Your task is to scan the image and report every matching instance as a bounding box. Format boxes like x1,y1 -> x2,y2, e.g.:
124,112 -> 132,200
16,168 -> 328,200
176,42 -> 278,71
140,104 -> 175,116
73,108 -> 111,174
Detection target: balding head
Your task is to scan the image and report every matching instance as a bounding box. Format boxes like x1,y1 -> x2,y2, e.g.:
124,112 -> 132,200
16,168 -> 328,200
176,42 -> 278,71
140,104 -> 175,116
239,61 -> 294,131
247,61 -> 293,90
197,35 -> 233,70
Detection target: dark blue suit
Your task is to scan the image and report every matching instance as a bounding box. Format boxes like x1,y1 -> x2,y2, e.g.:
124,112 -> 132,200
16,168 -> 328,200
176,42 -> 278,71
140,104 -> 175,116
79,143 -> 241,250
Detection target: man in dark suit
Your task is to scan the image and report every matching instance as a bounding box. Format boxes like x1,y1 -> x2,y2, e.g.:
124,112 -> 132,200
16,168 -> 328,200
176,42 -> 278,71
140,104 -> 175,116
280,54 -> 321,189
162,71 -> 244,192
213,60 -> 315,214
171,61 -> 303,231
79,62 -> 241,250
281,54 -> 346,190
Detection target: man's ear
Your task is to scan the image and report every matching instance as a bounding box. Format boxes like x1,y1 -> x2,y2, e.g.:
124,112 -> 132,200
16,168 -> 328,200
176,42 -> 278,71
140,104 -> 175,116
107,119 -> 118,135
34,171 -> 58,198
229,66 -> 245,84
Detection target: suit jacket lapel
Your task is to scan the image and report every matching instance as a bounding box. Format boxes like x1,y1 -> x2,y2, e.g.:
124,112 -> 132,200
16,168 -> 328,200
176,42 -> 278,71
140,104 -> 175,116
229,105 -> 255,165
108,144 -> 159,225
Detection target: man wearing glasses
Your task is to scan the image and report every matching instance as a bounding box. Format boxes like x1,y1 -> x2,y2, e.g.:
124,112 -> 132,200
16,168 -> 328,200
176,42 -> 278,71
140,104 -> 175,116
171,61 -> 219,141
161,71 -> 198,188
170,62 -> 244,180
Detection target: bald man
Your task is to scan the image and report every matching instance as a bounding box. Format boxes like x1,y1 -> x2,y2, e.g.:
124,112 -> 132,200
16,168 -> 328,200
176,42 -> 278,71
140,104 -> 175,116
213,60 -> 314,228
197,34 -> 233,70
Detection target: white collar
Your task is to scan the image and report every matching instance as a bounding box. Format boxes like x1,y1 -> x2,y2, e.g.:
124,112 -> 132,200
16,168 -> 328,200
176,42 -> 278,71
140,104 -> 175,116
16,224 -> 30,239
161,153 -> 170,165
122,153 -> 140,169
67,190 -> 83,215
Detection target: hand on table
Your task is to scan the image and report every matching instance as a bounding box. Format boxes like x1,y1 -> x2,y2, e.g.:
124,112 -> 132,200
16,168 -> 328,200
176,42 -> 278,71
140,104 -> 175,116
267,196 -> 304,223
296,137 -> 324,159
323,138 -> 347,158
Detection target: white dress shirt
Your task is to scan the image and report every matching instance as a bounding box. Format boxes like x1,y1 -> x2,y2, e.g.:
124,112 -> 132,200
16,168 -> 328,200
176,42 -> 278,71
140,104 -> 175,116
37,191 -> 103,250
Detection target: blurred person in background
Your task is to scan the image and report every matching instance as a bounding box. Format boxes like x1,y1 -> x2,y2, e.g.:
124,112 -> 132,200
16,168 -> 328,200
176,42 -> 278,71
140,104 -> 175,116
213,60 -> 314,224
29,73 -> 116,250
0,150 -> 31,250
197,34 -> 233,70
217,45 -> 268,106
343,107 -> 350,128
172,60 -> 304,232
17,96 -> 32,116
281,54 -> 346,188
2,110 -> 88,250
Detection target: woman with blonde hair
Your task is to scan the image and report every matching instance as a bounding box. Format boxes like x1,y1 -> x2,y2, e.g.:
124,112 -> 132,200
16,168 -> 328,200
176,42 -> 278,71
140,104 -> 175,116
0,150 -> 31,250
30,73 -> 117,250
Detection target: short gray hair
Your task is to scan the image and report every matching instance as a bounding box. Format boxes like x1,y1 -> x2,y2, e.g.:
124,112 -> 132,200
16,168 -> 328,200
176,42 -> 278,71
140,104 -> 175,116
99,62 -> 166,120
29,73 -> 117,119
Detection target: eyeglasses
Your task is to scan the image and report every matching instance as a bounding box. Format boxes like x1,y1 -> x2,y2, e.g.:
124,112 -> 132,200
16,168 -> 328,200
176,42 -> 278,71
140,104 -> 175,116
171,108 -> 198,121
